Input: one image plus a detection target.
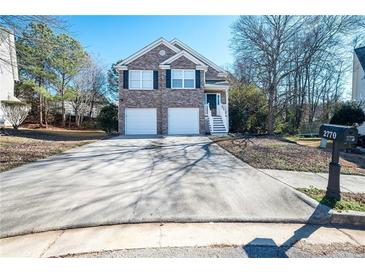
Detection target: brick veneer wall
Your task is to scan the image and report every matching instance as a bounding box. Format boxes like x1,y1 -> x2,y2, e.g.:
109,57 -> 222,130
118,44 -> 206,135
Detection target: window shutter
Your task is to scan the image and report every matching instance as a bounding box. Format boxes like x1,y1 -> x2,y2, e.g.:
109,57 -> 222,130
123,70 -> 129,89
166,69 -> 171,88
195,70 -> 201,88
153,71 -> 159,89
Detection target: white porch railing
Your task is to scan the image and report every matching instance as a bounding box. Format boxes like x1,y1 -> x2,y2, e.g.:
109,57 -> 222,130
204,103 -> 213,132
217,104 -> 228,131
222,104 -> 228,116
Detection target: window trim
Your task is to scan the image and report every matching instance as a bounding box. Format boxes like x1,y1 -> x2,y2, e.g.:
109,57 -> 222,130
129,70 -> 154,90
171,69 -> 196,89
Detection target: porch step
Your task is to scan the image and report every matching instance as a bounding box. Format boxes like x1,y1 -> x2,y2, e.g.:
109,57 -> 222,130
210,116 -> 228,135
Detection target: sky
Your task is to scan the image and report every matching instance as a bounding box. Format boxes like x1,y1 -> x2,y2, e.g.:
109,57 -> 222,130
61,15 -> 356,98
63,16 -> 237,69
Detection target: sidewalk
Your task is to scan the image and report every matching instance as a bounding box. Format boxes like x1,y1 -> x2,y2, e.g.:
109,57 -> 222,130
0,223 -> 364,257
260,169 -> 365,193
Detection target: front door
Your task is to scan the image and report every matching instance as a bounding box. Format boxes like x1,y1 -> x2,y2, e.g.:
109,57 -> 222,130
207,94 -> 217,116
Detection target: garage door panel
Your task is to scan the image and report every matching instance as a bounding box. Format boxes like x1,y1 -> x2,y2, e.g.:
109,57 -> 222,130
168,108 -> 199,135
125,108 -> 157,135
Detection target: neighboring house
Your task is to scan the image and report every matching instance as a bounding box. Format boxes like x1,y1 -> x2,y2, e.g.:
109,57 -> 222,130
0,26 -> 19,126
63,94 -> 109,119
352,46 -> 365,135
116,38 -> 229,135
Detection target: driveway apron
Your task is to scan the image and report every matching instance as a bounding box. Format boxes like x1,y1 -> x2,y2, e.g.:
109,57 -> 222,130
0,136 -> 330,238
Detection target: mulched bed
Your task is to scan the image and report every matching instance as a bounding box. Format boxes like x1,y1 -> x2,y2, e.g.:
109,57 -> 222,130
211,136 -> 365,176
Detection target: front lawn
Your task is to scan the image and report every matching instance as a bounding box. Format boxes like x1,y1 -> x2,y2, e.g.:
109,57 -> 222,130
0,128 -> 107,172
297,187 -> 365,212
211,136 -> 365,176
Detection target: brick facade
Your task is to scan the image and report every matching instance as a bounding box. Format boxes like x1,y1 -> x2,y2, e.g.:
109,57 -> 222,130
118,43 -> 225,135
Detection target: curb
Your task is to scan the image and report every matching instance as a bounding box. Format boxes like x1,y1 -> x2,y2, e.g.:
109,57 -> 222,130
1,222 -> 364,257
330,210 -> 365,226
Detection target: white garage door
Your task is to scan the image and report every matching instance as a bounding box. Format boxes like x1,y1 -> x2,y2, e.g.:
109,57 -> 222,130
168,108 -> 199,135
125,108 -> 157,135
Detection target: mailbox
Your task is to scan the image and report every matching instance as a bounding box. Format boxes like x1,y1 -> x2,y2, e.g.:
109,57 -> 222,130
319,124 -> 358,145
319,124 -> 358,200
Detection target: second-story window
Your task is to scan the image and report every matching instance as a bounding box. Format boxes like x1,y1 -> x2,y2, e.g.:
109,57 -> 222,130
129,70 -> 153,90
172,69 -> 195,89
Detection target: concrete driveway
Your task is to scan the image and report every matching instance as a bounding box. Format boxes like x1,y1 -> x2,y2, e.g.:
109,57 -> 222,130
0,136 -> 330,238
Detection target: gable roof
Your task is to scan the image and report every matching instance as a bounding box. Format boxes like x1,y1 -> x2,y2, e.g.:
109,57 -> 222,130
160,50 -> 207,66
116,37 -> 226,76
355,46 -> 365,72
116,37 -> 180,67
170,38 -> 226,74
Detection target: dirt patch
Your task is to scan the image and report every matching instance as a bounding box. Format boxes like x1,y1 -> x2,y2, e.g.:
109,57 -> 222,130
211,136 -> 365,176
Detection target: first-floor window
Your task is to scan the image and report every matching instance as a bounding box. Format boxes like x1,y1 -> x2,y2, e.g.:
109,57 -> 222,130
171,69 -> 195,89
129,70 -> 153,89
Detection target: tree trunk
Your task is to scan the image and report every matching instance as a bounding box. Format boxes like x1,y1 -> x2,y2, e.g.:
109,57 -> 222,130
89,97 -> 95,118
44,98 -> 48,128
61,98 -> 66,127
61,75 -> 66,127
68,113 -> 71,129
39,94 -> 44,127
267,87 -> 275,135
75,110 -> 80,127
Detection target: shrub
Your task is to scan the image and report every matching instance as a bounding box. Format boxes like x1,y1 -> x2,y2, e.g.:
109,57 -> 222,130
229,84 -> 268,133
97,104 -> 118,134
0,100 -> 30,129
330,101 -> 365,126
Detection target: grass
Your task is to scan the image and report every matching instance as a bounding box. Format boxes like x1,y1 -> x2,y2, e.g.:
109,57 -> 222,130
297,187 -> 365,212
211,135 -> 365,176
0,127 -> 107,172
284,136 -> 322,148
284,136 -> 322,143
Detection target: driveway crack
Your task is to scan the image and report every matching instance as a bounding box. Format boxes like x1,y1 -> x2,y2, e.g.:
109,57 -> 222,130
333,225 -> 362,245
130,142 -> 159,220
39,230 -> 65,258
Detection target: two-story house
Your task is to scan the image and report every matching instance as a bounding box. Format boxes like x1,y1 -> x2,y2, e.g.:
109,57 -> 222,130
116,38 -> 229,135
352,46 -> 365,135
0,26 -> 19,126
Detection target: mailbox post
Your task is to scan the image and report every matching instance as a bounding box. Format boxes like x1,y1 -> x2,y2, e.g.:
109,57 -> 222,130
319,124 -> 358,200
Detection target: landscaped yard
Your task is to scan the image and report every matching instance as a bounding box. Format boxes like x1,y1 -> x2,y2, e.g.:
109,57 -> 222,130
211,136 -> 365,176
297,187 -> 365,212
0,127 -> 107,172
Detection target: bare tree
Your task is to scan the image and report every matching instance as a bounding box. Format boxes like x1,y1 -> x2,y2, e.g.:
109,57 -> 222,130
232,16 -> 306,133
231,15 -> 365,134
69,57 -> 107,127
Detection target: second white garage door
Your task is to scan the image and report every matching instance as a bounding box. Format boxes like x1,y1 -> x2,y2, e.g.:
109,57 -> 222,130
125,108 -> 157,135
168,108 -> 200,135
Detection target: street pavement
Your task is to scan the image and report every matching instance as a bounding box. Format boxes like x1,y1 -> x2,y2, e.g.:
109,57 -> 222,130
65,244 -> 365,258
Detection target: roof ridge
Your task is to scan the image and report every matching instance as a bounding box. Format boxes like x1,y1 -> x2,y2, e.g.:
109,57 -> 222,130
116,37 -> 180,67
170,38 -> 226,74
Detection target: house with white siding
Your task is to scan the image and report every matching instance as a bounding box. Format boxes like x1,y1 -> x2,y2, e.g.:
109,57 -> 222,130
352,46 -> 365,135
0,26 -> 19,126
